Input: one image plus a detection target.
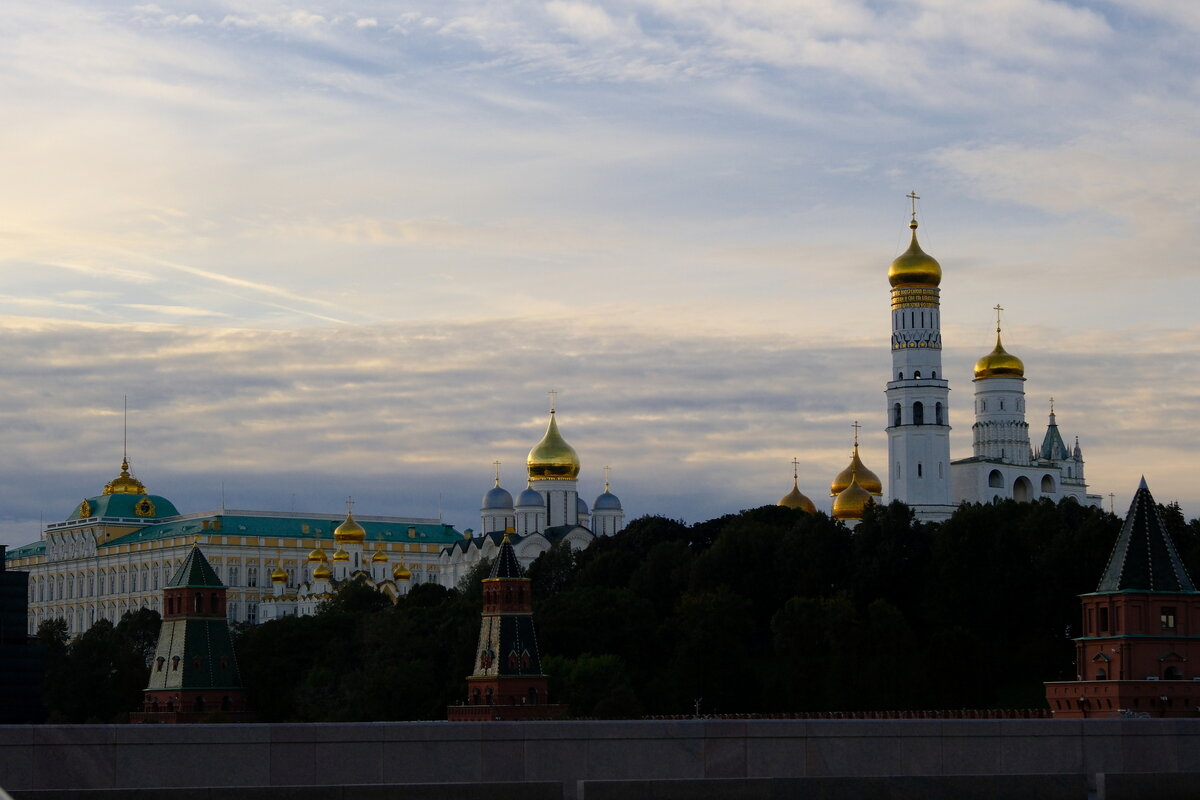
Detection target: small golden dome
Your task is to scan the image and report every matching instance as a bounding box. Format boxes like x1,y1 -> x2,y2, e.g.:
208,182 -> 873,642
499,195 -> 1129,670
393,563 -> 412,581
270,566 -> 287,583
332,547 -> 349,562
102,458 -> 147,496
778,478 -> 817,514
313,563 -> 332,581
833,475 -> 874,521
888,220 -> 942,288
527,411 -> 581,481
307,546 -> 328,563
334,511 -> 366,544
371,548 -> 388,563
974,331 -> 1025,379
831,443 -> 883,497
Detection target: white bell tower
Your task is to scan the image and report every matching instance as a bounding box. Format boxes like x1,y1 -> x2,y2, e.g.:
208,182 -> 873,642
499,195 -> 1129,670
884,193 -> 955,521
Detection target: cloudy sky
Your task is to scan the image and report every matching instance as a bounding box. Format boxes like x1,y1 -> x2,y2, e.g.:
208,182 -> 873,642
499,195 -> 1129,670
1,0 -> 1198,545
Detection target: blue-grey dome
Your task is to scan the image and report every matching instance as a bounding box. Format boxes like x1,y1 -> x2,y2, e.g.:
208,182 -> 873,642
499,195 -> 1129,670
593,491 -> 622,511
482,485 -> 513,510
517,487 -> 544,507
577,496 -> 589,516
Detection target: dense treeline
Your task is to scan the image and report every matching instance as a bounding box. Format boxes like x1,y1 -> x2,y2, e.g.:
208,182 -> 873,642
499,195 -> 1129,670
37,608 -> 160,723
35,498 -> 1200,721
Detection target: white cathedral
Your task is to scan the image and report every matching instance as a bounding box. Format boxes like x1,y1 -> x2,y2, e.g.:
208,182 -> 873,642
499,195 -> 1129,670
884,208 -> 1101,520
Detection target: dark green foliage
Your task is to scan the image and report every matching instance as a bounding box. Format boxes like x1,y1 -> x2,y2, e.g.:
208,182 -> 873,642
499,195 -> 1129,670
222,496 -> 1161,720
40,610 -> 159,723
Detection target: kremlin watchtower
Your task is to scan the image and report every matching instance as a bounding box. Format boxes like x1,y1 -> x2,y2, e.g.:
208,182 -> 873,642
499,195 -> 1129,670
1046,479 -> 1200,717
448,534 -> 565,720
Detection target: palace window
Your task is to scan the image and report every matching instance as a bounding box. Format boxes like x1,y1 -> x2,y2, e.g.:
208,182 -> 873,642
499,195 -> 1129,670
914,370 -> 922,379
893,403 -> 902,427
913,402 -> 924,425
935,402 -> 944,425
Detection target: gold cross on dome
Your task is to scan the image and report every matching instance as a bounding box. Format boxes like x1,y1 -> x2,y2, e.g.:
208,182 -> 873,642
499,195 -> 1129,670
493,460 -> 502,487
1108,492 -> 1116,514
851,420 -> 862,446
548,389 -> 558,413
791,458 -> 800,480
906,191 -> 921,220
345,496 -> 355,515
604,465 -> 612,491
994,303 -> 1004,333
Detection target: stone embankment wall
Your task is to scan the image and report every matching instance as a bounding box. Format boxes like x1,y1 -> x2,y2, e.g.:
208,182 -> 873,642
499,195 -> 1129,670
0,719 -> 1197,799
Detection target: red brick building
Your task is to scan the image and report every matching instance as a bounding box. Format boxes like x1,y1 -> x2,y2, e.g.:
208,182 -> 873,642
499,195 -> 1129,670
448,534 -> 565,721
1046,478 -> 1200,717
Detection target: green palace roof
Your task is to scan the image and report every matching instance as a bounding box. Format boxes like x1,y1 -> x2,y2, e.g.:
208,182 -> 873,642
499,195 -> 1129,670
67,493 -> 181,522
99,512 -> 464,549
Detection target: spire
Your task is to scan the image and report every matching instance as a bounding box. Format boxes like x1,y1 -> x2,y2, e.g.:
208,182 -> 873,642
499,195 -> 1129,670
489,535 -> 525,579
168,543 -> 224,588
1039,400 -> 1068,460
1096,479 -> 1195,593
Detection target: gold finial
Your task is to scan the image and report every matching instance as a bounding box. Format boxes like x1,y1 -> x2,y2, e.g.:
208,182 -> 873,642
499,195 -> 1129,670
791,458 -> 800,481
994,303 -> 1004,335
603,465 -> 612,492
1108,492 -> 1116,514
548,388 -> 558,414
1049,396 -> 1055,415
906,190 -> 921,226
851,420 -> 862,448
345,496 -> 355,515
493,460 -> 502,488
502,531 -> 511,544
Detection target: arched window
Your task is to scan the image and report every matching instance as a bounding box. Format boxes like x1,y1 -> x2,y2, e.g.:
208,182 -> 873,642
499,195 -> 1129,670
893,403 -> 902,427
1013,476 -> 1032,502
898,372 -> 904,380
913,402 -> 924,425
932,371 -> 937,379
1095,668 -> 1107,681
1165,666 -> 1183,680
935,402 -> 944,425
914,370 -> 921,379
988,469 -> 1003,488
194,592 -> 203,613
1041,475 -> 1055,493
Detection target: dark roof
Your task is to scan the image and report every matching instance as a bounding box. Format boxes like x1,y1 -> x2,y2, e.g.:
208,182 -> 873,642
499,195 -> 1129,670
488,537 -> 525,579
1040,414 -> 1069,460
168,545 -> 224,589
1096,478 -> 1196,593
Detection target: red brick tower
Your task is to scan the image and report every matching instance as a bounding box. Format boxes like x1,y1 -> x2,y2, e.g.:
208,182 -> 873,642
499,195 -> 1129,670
1046,478 -> 1200,717
448,535 -> 565,720
131,544 -> 252,722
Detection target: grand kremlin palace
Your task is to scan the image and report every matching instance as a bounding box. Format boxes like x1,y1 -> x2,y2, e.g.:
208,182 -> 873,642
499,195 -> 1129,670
4,406 -> 625,635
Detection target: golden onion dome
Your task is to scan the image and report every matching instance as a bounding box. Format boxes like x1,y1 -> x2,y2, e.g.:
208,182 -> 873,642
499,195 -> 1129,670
312,563 -> 332,581
270,566 -> 287,583
830,443 -> 883,497
527,411 -> 581,481
307,546 -> 328,563
888,220 -> 942,288
393,563 -> 412,581
832,475 -> 874,521
778,479 -> 817,514
102,458 -> 148,496
371,548 -> 388,563
974,331 -> 1025,379
332,547 -> 349,562
334,510 -> 366,544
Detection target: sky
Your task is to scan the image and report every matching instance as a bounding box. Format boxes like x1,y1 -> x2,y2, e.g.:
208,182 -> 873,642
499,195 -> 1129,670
1,0 -> 1198,546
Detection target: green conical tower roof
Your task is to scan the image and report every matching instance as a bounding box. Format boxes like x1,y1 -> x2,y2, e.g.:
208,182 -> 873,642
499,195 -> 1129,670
1097,478 -> 1196,593
168,544 -> 224,589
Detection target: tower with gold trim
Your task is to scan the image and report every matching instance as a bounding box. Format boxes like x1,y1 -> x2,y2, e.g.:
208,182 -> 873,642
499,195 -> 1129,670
885,196 -> 954,521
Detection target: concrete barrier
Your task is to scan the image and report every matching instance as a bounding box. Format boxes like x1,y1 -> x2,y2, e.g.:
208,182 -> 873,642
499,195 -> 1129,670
7,784 -> 563,800
578,775 -> 1088,799
1,719 -> 1198,800
1097,772 -> 1200,800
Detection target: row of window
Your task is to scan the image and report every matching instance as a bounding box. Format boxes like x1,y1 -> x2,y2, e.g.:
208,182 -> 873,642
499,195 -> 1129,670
892,401 -> 945,427
893,310 -> 939,330
978,398 -> 1024,413
896,371 -> 938,380
1089,605 -> 1178,635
